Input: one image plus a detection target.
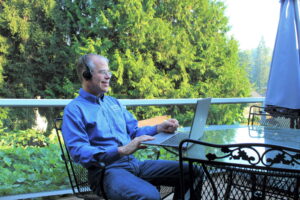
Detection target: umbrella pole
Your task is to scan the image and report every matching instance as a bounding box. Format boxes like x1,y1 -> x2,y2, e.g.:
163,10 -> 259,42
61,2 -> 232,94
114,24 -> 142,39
294,0 -> 300,129
294,0 -> 300,48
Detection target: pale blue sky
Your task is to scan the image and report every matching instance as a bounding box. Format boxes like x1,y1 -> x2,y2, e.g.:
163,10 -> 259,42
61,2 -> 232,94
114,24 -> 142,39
224,0 -> 281,50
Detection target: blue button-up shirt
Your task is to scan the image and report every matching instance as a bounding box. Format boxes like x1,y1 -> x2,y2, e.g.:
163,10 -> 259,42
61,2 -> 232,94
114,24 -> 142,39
62,88 -> 157,168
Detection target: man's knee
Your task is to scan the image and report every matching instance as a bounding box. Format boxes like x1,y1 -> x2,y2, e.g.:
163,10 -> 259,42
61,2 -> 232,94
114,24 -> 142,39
103,168 -> 161,200
131,183 -> 160,200
140,189 -> 161,200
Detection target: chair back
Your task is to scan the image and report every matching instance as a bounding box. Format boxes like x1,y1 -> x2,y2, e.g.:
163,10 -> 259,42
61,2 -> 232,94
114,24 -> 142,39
54,118 -> 106,199
248,105 -> 298,128
179,139 -> 300,200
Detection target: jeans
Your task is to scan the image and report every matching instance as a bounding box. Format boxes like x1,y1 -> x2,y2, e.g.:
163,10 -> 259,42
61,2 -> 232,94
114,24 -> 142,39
88,155 -> 189,200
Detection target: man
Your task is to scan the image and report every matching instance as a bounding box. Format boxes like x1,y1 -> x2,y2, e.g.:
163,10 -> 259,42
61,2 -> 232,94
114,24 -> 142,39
62,53 -> 188,200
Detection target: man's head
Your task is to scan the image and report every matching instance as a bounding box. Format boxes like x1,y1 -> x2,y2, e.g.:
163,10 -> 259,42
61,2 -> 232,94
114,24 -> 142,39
77,54 -> 112,96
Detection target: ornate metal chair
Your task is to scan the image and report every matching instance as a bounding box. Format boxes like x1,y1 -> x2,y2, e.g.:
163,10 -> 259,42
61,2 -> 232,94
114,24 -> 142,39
179,139 -> 300,200
54,118 -> 107,200
248,105 -> 300,129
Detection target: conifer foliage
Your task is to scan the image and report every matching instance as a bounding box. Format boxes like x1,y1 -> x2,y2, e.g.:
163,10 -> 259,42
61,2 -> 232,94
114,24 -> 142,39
0,0 -> 251,125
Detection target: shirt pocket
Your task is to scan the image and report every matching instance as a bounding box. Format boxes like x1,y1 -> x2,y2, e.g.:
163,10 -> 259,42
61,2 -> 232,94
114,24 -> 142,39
109,105 -> 126,126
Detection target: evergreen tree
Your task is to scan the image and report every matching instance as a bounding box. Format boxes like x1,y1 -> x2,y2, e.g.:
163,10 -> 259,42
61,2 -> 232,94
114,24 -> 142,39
239,50 -> 253,81
65,0 -> 251,124
0,0 -> 77,131
0,0 -> 252,127
0,0 -> 77,99
252,37 -> 271,95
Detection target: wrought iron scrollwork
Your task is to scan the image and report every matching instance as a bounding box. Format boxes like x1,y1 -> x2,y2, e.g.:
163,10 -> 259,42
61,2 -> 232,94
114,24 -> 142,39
263,149 -> 300,167
206,145 -> 300,167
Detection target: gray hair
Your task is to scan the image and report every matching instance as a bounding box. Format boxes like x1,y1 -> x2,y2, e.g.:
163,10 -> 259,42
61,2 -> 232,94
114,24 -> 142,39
77,54 -> 109,82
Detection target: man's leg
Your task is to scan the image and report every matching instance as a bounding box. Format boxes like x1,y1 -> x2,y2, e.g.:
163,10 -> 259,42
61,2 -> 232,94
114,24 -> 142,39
138,160 -> 190,200
102,167 -> 161,200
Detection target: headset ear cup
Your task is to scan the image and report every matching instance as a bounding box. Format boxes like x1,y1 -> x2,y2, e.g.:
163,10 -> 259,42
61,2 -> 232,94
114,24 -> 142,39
82,54 -> 93,80
83,70 -> 92,80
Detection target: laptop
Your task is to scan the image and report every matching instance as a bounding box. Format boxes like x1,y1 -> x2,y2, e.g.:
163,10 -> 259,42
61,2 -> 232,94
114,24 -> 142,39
142,98 -> 211,148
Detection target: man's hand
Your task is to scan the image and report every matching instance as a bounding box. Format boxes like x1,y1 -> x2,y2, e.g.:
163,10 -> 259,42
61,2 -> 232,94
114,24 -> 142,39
118,135 -> 154,156
156,118 -> 179,133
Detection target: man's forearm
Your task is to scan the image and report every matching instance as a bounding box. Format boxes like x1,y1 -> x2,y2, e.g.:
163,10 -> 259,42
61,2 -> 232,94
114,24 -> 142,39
118,146 -> 128,156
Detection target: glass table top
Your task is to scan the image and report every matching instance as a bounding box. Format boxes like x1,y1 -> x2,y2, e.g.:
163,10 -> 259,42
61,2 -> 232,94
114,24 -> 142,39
181,125 -> 300,170
202,125 -> 300,149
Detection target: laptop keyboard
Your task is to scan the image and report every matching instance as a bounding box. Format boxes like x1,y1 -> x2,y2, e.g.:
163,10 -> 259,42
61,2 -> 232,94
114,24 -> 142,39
161,133 -> 189,146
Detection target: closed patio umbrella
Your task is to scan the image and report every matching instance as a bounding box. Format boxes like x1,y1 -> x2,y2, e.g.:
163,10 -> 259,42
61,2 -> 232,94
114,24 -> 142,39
265,0 -> 300,128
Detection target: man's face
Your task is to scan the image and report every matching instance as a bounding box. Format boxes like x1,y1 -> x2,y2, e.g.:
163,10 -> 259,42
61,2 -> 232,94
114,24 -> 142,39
87,57 -> 111,95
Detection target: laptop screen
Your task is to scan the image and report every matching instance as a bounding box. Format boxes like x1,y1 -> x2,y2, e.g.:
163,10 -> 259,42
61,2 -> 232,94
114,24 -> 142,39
189,98 -> 211,140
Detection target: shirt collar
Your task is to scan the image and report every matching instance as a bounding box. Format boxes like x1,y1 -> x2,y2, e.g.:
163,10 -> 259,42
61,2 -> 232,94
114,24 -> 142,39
79,88 -> 104,104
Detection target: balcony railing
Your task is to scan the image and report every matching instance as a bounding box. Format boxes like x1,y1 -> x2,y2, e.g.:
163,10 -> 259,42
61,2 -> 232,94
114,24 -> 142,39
0,97 -> 265,107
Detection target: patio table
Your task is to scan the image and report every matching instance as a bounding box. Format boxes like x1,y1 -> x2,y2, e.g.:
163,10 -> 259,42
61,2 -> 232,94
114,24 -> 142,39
179,125 -> 300,199
183,125 -> 300,168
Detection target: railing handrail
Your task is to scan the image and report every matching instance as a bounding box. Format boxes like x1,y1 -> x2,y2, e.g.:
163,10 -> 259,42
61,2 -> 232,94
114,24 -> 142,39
0,97 -> 265,107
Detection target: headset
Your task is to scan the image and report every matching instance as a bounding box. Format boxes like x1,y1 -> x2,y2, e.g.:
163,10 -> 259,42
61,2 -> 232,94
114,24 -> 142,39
82,55 -> 93,80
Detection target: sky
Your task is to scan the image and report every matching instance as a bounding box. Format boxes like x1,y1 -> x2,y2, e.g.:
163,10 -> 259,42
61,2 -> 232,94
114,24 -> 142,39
223,0 -> 281,50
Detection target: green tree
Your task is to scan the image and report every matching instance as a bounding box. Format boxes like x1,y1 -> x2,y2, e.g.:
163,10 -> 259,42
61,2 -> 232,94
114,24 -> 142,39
0,0 -> 77,131
0,0 -> 77,99
239,50 -> 253,81
0,0 -> 251,127
65,0 -> 251,124
251,37 -> 271,95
